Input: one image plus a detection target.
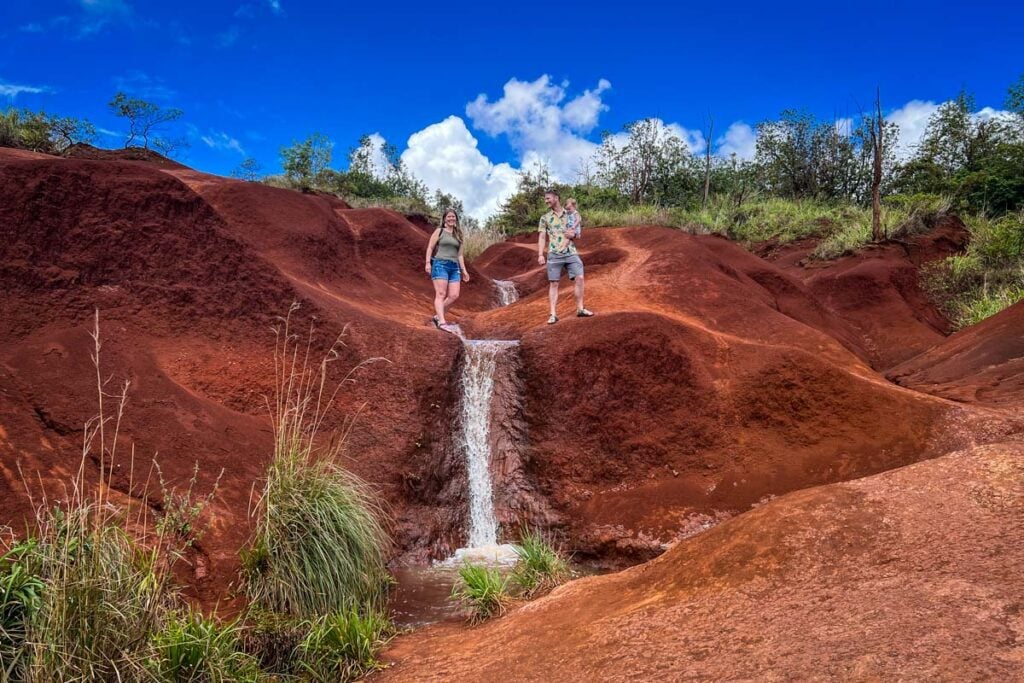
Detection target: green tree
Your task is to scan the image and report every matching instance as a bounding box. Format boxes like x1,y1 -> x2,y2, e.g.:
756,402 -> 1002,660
595,119 -> 690,204
231,157 -> 263,181
46,114 -> 97,153
1006,73 -> 1024,120
108,91 -> 183,150
281,132 -> 333,189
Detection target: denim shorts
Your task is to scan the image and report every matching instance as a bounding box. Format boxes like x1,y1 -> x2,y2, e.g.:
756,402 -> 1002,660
431,258 -> 461,282
546,252 -> 584,281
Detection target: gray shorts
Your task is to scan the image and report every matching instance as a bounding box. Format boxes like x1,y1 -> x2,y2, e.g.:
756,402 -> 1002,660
546,252 -> 584,281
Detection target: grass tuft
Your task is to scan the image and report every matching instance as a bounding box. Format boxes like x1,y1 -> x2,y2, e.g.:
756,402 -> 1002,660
450,563 -> 510,624
244,304 -> 391,619
297,607 -> 393,682
148,611 -> 260,682
511,528 -> 571,597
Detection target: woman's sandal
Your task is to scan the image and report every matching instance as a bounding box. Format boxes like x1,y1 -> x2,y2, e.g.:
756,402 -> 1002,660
576,308 -> 595,317
547,314 -> 559,325
432,315 -> 441,328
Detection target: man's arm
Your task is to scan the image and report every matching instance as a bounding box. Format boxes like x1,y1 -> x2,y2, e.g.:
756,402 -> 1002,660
537,220 -> 547,265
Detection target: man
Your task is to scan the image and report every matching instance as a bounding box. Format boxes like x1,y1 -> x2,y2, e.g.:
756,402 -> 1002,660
537,188 -> 595,324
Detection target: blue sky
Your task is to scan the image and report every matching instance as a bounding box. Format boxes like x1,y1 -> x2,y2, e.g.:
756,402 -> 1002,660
2,0 -> 1022,216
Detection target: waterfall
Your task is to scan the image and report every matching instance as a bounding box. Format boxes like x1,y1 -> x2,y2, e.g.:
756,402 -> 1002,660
493,280 -> 518,307
443,339 -> 521,566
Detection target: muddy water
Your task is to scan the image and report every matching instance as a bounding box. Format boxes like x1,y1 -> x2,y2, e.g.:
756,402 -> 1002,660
390,566 -> 465,628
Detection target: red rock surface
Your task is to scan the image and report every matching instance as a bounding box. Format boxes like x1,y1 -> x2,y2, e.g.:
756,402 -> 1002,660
888,301 -> 1024,407
2,145 -> 1021,652
380,440 -> 1024,681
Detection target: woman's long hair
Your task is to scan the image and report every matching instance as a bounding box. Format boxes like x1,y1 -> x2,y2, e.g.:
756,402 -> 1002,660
440,208 -> 464,244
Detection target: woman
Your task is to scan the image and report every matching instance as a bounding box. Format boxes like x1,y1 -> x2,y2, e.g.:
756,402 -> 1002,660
424,208 -> 470,328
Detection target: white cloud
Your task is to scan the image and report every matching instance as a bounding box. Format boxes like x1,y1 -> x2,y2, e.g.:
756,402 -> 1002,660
355,133 -> 393,179
834,117 -> 853,137
200,131 -> 246,155
885,100 -> 939,160
714,121 -> 756,160
466,75 -> 612,181
400,116 -> 520,219
267,0 -> 282,14
0,80 -> 50,100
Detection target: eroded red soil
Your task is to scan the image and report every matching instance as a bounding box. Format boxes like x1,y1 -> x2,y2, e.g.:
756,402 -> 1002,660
2,149 -> 1023,677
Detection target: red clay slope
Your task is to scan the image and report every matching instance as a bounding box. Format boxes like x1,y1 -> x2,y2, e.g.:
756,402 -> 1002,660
381,439 -> 1024,681
468,227 -> 1017,560
0,149 -> 497,599
888,301 -> 1024,408
758,217 -> 968,370
1,147 -> 1017,601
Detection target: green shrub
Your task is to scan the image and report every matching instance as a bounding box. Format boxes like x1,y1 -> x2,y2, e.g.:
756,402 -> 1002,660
18,505 -> 170,682
1,540 -> 44,680
450,563 -> 510,623
148,611 -> 260,682
511,529 -> 570,597
956,282 -> 1024,327
244,305 -> 390,618
297,607 -> 392,682
924,211 -> 1024,328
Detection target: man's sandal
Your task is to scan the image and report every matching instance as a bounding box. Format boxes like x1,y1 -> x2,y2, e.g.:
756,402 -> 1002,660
432,315 -> 441,328
547,314 -> 559,325
577,309 -> 595,317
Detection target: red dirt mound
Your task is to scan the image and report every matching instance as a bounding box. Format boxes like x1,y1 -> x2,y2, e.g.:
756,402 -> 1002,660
381,440 -> 1024,681
0,149 -> 500,597
2,146 -> 1018,612
759,216 -> 969,369
464,227 -> 1016,559
65,142 -> 190,169
888,301 -> 1024,407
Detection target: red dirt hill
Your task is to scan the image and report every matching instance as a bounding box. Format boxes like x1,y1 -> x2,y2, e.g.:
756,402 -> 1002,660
467,227 -> 1017,559
888,301 -> 1024,407
1,147 -> 1018,604
380,439 -> 1024,681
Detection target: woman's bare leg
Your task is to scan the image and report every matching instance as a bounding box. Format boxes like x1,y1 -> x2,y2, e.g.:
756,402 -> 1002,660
443,281 -> 461,311
433,279 -> 449,323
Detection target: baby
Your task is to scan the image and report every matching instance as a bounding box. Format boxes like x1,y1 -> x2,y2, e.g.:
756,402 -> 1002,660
565,197 -> 582,239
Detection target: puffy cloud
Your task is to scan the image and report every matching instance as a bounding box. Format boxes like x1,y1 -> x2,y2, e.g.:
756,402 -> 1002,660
400,116 -> 520,219
885,100 -> 939,160
714,121 -> 756,160
352,132 -> 393,179
0,80 -> 50,100
466,75 -> 612,181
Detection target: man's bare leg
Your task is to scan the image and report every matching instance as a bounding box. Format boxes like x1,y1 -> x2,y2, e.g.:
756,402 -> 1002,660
574,275 -> 585,312
549,281 -> 560,317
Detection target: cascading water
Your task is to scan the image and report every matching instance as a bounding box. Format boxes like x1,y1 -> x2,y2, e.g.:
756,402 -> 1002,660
494,279 -> 519,306
443,338 -> 521,566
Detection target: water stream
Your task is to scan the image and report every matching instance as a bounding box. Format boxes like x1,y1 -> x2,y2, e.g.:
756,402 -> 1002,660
494,279 -> 519,306
447,339 -> 520,565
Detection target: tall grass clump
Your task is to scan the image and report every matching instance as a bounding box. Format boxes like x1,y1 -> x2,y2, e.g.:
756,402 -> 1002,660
297,607 -> 393,681
511,528 -> 570,597
8,311 -> 184,682
450,563 -> 510,624
924,210 -> 1024,328
244,303 -> 390,619
148,611 -> 260,682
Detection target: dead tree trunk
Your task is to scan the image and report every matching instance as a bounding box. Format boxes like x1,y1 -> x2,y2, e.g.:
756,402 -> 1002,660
871,88 -> 884,241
